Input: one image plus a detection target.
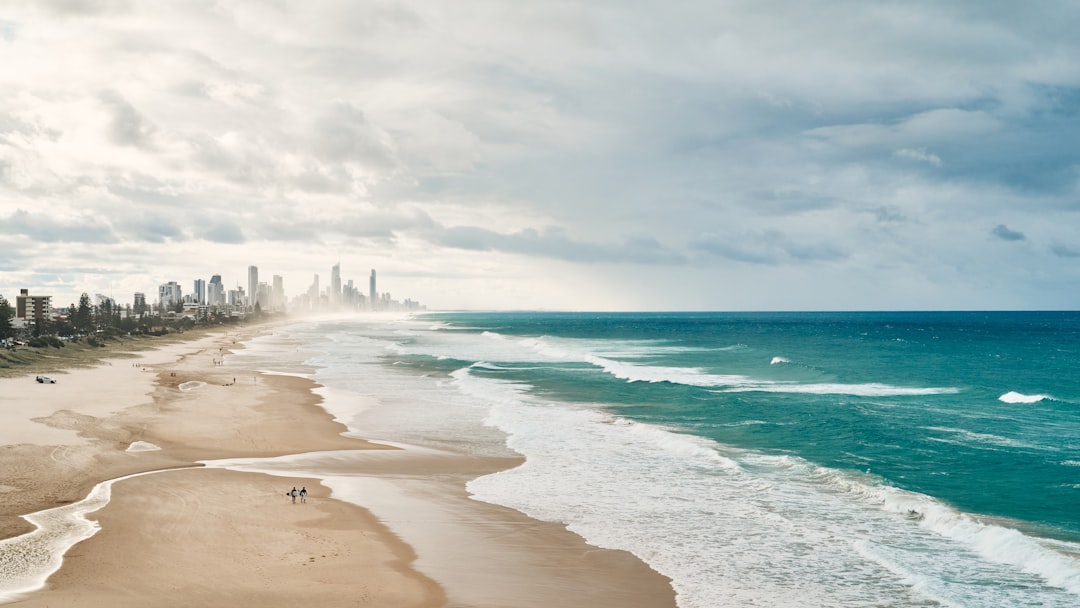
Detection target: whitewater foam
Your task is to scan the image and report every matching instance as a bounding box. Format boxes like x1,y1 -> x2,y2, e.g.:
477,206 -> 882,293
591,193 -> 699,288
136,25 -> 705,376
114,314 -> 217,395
0,469 -> 182,603
1000,391 -> 1051,404
719,382 -> 959,397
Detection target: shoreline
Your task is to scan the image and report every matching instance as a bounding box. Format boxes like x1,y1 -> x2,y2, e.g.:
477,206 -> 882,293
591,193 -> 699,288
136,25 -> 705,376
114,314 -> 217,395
0,320 -> 676,607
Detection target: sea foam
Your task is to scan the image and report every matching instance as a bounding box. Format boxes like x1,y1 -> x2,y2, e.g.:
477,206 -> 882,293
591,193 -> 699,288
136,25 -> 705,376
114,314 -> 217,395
0,469 -> 178,603
999,391 -> 1050,404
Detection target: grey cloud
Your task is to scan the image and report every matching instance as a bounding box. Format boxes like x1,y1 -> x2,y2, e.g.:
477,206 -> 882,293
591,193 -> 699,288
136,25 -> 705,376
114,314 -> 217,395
34,0 -> 131,16
0,21 -> 17,41
2,209 -> 117,243
336,208 -> 438,238
1051,244 -> 1080,258
311,102 -> 395,168
869,206 -> 911,224
691,231 -> 847,265
113,213 -> 183,243
438,225 -> 686,264
255,207 -> 437,242
992,224 -> 1025,242
205,222 -> 245,244
99,90 -> 156,148
894,148 -> 943,167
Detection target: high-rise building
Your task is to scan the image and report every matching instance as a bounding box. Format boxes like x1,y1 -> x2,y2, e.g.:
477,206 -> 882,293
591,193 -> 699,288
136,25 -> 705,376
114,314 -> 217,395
15,289 -> 51,321
133,292 -> 147,316
247,265 -> 258,308
308,274 -> 320,310
369,269 -> 377,311
272,275 -> 285,312
158,281 -> 182,308
208,275 -> 224,307
256,283 -> 271,310
330,263 -> 342,308
193,279 -> 206,304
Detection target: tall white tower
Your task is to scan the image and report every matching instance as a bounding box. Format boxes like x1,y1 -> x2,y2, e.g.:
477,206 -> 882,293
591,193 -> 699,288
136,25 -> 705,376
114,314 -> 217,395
247,265 -> 258,308
369,269 -> 377,311
331,263 -> 342,308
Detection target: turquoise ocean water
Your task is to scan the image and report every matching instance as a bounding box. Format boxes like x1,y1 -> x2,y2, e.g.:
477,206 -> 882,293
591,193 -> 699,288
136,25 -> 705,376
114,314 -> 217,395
245,311 -> 1080,607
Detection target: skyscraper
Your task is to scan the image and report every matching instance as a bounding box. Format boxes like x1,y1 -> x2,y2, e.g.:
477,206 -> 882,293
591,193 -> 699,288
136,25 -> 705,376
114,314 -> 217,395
158,281 -> 182,308
247,265 -> 258,308
272,275 -> 284,311
208,275 -> 224,307
308,274 -> 320,310
369,269 -> 377,311
330,263 -> 342,308
193,279 -> 206,304
133,292 -> 146,316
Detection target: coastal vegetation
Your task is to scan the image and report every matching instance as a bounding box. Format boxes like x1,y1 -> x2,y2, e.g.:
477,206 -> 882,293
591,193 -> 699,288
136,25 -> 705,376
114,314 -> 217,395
0,291 -> 274,378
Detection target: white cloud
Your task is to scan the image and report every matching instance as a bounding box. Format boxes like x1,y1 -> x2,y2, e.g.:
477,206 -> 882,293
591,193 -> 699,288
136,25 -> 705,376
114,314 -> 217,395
2,1 -> 1080,310
895,148 -> 943,167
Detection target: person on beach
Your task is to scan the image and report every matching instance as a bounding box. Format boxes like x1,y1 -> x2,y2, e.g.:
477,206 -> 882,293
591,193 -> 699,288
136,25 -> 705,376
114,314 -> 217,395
289,487 -> 298,503
299,487 -> 307,503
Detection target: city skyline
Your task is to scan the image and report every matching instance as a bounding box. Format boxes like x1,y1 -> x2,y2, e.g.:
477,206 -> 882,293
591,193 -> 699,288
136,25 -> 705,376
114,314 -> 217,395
1,4 -> 1079,311
2,260 -> 421,317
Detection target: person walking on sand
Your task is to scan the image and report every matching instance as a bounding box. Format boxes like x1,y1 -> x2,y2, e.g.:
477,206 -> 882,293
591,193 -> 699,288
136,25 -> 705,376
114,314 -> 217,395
289,487 -> 298,503
299,487 -> 307,503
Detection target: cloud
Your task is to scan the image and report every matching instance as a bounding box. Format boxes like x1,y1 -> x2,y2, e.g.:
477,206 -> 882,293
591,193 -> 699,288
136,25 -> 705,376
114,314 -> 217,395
438,225 -> 686,265
99,90 -> 156,148
991,224 -> 1026,242
691,231 -> 847,265
3,2 -> 1080,310
311,101 -> 395,169
1,209 -> 117,243
205,222 -> 245,244
894,148 -> 943,167
33,0 -> 131,16
1051,244 -> 1080,258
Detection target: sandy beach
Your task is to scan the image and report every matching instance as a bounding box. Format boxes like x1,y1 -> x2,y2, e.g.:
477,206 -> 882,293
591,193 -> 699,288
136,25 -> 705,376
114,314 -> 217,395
0,325 -> 675,607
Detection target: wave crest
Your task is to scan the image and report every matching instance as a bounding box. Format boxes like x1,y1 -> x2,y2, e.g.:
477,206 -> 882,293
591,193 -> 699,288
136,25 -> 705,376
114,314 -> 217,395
999,391 -> 1050,404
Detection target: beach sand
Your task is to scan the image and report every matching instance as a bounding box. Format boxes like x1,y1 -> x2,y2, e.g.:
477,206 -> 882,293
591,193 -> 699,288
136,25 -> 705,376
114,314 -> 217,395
0,325 -> 675,607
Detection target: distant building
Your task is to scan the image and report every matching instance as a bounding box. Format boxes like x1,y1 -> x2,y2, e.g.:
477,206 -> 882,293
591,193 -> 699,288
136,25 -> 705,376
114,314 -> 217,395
228,288 -> 244,307
330,263 -> 342,308
133,292 -> 147,316
15,288 -> 51,321
308,274 -> 320,310
272,275 -> 285,312
159,282 -> 183,308
256,282 -> 270,309
193,279 -> 206,304
247,265 -> 258,309
369,269 -> 377,311
208,275 -> 224,307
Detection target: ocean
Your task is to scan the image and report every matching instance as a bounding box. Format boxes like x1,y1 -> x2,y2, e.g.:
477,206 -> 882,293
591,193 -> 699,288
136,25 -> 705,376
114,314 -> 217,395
234,311 -> 1080,608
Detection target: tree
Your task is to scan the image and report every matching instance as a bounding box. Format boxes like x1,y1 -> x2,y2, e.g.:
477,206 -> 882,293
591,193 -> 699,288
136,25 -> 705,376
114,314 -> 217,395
74,293 -> 94,335
0,295 -> 14,341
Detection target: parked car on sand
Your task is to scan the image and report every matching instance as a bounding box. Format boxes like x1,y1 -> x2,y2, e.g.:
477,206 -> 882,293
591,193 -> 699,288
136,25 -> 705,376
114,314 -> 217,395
35,375 -> 56,384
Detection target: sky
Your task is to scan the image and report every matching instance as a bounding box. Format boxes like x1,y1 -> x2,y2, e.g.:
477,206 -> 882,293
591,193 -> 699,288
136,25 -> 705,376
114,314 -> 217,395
1,0 -> 1079,311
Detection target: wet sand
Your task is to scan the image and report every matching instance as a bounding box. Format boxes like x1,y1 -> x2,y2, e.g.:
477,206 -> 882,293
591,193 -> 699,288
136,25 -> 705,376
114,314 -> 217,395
0,324 -> 676,607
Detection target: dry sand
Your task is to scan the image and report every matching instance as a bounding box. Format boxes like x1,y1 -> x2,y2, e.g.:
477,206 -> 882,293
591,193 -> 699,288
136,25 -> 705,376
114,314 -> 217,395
0,325 -> 676,607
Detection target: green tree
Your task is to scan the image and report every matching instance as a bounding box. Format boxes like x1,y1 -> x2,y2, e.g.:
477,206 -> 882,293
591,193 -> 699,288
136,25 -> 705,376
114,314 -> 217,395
0,295 -> 14,340
74,293 -> 94,335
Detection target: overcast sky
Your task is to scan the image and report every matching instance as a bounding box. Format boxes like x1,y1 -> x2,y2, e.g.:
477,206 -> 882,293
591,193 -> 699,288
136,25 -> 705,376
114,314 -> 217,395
2,1 -> 1079,311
